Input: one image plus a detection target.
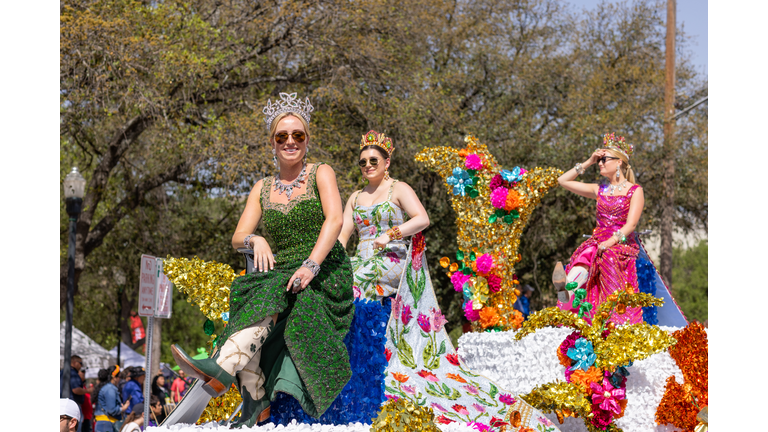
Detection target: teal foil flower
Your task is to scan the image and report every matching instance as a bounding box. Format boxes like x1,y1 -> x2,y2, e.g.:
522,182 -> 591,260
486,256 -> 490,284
567,338 -> 596,371
447,167 -> 473,196
501,167 -> 523,183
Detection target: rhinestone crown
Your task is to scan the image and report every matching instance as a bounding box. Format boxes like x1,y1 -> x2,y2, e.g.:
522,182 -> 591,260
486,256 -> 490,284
262,92 -> 314,129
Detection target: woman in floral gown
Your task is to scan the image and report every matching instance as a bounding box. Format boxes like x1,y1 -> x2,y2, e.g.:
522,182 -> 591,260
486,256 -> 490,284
339,130 -> 431,302
553,133 -> 644,324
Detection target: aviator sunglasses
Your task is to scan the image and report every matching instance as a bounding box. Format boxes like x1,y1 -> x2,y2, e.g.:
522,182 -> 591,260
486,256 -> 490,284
358,157 -> 380,168
274,131 -> 306,144
598,156 -> 619,165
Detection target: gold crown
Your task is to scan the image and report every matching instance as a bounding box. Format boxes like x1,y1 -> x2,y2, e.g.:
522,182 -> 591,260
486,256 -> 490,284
360,130 -> 394,156
603,132 -> 634,159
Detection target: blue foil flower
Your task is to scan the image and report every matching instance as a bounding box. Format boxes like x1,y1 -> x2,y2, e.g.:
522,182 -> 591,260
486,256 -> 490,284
447,167 -> 473,196
221,312 -> 229,323
501,167 -> 523,183
567,338 -> 597,371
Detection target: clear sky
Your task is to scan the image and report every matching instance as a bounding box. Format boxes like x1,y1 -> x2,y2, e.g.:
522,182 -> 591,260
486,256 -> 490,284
569,0 -> 708,77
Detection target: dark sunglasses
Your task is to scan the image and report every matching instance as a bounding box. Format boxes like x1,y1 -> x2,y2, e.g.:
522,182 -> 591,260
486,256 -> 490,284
598,156 -> 620,164
358,157 -> 380,167
274,131 -> 306,144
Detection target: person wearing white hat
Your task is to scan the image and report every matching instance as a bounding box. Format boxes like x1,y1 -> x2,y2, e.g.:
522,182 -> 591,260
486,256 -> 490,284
60,398 -> 81,432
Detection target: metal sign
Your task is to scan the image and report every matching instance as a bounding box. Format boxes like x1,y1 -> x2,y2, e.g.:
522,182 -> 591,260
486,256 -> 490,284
138,255 -> 157,317
154,258 -> 173,319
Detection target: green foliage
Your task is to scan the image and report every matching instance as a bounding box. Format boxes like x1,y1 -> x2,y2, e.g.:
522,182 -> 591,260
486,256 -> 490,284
672,240 -> 708,323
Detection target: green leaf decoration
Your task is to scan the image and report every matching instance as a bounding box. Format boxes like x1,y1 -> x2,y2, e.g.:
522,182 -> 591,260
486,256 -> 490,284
437,340 -> 447,356
397,335 -> 417,369
495,209 -> 506,217
390,327 -> 399,348
414,267 -> 427,304
456,250 -> 464,261
473,396 -> 495,407
489,383 -> 499,399
423,337 -> 436,368
462,268 -> 472,275
203,319 -> 215,336
488,214 -> 498,223
503,215 -> 513,224
469,251 -> 476,260
466,169 -> 477,176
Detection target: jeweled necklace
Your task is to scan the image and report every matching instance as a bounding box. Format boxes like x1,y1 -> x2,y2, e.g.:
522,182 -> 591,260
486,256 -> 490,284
607,179 -> 627,196
274,163 -> 307,199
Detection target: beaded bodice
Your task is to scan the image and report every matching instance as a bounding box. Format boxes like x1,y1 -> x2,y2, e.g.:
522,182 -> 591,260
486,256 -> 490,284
596,183 -> 640,231
260,163 -> 331,266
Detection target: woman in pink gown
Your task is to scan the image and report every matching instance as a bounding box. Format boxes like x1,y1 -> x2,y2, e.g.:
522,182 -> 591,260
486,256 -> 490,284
553,133 -> 644,325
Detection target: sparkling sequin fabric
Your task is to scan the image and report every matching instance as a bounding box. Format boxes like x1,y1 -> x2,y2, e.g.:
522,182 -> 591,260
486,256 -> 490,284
350,181 -> 410,300
218,163 -> 355,418
558,184 -> 642,324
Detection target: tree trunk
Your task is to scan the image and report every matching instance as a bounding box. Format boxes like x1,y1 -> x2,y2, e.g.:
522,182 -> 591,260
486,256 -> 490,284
660,0 -> 676,287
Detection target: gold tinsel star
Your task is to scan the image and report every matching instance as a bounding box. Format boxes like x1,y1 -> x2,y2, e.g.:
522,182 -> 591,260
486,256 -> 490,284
415,135 -> 561,330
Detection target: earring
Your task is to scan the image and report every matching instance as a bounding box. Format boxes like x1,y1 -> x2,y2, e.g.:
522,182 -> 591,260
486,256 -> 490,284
305,145 -> 309,162
384,170 -> 390,181
272,148 -> 278,171
616,164 -> 620,180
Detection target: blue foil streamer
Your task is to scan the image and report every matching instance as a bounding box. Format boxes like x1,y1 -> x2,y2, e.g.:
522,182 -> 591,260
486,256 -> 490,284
635,254 -> 658,325
269,298 -> 391,425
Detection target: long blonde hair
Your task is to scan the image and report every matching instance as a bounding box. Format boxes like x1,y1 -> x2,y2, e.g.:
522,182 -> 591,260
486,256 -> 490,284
604,148 -> 635,183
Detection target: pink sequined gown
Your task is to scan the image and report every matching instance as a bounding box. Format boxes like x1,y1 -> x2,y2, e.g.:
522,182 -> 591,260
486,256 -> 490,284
557,184 -> 642,324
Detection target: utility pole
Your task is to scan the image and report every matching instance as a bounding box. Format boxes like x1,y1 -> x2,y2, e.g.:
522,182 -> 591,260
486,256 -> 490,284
660,0 -> 676,287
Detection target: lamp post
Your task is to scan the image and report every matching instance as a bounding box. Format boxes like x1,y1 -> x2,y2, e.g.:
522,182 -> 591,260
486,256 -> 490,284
62,167 -> 86,398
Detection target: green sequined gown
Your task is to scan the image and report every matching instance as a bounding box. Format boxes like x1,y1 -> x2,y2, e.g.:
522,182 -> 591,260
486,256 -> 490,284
218,162 -> 355,418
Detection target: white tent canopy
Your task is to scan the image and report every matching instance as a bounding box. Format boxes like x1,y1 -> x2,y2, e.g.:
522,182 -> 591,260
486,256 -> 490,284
108,341 -> 146,368
59,322 -> 117,380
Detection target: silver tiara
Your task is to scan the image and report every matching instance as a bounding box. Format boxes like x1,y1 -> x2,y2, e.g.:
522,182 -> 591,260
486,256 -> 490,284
262,92 -> 314,129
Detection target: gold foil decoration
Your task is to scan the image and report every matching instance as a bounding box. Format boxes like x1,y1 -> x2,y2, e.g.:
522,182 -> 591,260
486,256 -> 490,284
163,256 -> 236,323
415,135 -> 561,330
370,398 -> 441,432
197,385 -> 242,424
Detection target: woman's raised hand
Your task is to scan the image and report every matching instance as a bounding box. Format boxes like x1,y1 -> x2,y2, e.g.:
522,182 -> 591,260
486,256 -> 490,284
250,236 -> 275,272
586,149 -> 605,167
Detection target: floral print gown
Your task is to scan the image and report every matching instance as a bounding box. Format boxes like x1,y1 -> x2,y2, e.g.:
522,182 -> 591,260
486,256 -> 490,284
350,181 -> 409,301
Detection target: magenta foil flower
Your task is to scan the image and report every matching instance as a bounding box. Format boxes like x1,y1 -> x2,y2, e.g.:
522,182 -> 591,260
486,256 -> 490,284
386,251 -> 400,263
486,274 -> 502,293
488,174 -> 503,191
476,254 -> 494,273
417,313 -> 432,333
401,304 -> 413,325
499,394 -> 516,405
559,331 -> 582,358
490,187 -> 508,209
465,153 -> 483,170
429,308 -> 448,332
464,300 -> 480,321
353,285 -> 361,299
401,385 -> 417,395
431,403 -> 449,413
468,423 -> 490,432
590,378 -> 626,415
590,404 -> 613,430
451,272 -> 471,292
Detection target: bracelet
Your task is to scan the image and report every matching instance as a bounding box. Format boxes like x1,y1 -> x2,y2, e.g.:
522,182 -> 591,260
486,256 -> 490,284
612,230 -> 626,243
243,234 -> 257,249
302,258 -> 321,277
574,162 -> 585,175
386,226 -> 403,241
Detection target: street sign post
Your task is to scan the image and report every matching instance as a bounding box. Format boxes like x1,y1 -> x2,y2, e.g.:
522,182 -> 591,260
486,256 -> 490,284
138,255 -> 157,317
154,258 -> 173,319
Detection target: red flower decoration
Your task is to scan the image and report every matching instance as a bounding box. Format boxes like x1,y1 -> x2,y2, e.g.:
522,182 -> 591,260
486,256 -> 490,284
435,415 -> 454,424
411,232 -> 426,270
391,372 -> 409,383
490,417 -> 509,428
446,353 -> 460,366
384,348 -> 392,362
451,404 -> 469,415
417,370 -> 440,382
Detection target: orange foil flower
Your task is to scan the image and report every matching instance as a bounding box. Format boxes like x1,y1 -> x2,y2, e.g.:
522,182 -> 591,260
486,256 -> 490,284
391,372 -> 409,383
570,366 -> 604,393
504,190 -> 521,211
479,307 -> 501,329
510,310 -> 524,329
556,349 -> 571,368
446,373 -> 467,383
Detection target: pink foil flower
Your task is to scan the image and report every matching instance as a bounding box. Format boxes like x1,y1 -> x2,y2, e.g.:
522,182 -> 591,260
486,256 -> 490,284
465,154 -> 483,170
451,404 -> 469,416
471,403 -> 486,413
488,174 -> 503,191
431,402 -> 449,413
464,300 -> 480,321
462,385 -> 479,395
468,422 -> 490,432
369,226 -> 376,236
451,272 -> 471,292
353,285 -> 361,299
429,308 -> 448,332
386,251 -> 400,263
390,295 -> 403,321
401,385 -> 417,395
590,378 -> 626,415
354,214 -> 363,225
476,254 -> 494,273
490,187 -> 508,209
